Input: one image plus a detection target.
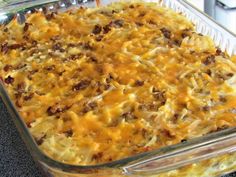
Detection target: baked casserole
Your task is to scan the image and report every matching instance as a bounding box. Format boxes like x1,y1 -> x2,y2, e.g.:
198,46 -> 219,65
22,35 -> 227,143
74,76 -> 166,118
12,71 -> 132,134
0,1 -> 236,166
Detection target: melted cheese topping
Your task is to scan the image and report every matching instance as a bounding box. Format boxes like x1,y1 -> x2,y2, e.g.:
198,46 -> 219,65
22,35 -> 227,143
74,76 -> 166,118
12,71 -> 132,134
0,1 -> 236,165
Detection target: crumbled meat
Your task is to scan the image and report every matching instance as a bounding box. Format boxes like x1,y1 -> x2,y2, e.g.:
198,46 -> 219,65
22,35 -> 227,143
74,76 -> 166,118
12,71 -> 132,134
160,28 -> 171,39
68,53 -> 83,61
17,82 -> 26,94
4,75 -> 14,84
105,74 -> 114,83
202,106 -> 210,112
23,93 -> 34,101
138,12 -> 146,17
161,129 -> 175,138
83,42 -> 94,50
44,65 -> 55,71
112,19 -> 124,28
219,96 -> 227,103
172,113 -> 179,123
153,90 -> 166,104
226,73 -> 234,78
134,80 -> 144,87
8,43 -> 24,50
215,47 -> 225,57
103,24 -> 111,34
15,99 -> 23,107
87,55 -> 98,63
82,102 -> 98,113
35,135 -> 46,145
3,64 -> 13,72
92,152 -> 103,161
95,35 -> 103,42
52,43 -> 65,52
92,25 -> 102,34
122,112 -> 138,122
1,43 -> 9,54
73,80 -> 91,91
45,12 -> 56,20
148,20 -> 156,25
135,22 -> 143,26
203,55 -> 215,65
205,69 -> 212,76
129,4 -> 135,8
47,104 -> 70,116
23,23 -> 31,32
27,69 -> 38,80
63,129 -> 73,137
15,63 -> 27,70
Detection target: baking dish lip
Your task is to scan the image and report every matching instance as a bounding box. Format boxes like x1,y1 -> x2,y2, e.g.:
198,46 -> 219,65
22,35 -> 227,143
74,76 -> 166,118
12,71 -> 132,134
0,0 -> 236,173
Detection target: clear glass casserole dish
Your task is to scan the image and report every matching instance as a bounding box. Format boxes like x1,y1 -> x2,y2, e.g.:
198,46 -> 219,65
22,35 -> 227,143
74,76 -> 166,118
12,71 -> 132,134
0,0 -> 236,176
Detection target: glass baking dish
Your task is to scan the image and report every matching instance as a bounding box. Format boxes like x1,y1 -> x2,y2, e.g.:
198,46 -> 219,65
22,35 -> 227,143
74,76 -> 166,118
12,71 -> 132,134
0,0 -> 236,176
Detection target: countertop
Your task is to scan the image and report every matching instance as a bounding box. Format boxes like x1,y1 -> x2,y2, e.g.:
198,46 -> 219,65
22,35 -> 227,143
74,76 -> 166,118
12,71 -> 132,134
0,100 -> 236,177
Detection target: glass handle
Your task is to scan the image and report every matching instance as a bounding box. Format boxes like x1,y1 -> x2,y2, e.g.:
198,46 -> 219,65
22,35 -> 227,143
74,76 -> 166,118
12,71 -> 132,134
123,128 -> 236,176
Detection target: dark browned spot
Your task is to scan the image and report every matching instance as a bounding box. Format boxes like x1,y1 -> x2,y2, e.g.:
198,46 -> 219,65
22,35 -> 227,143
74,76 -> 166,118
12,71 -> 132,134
134,80 -> 144,87
181,139 -> 187,143
160,28 -> 171,39
203,55 -> 215,65
92,25 -> 102,34
73,80 -> 91,91
3,64 -> 13,72
4,75 -> 14,84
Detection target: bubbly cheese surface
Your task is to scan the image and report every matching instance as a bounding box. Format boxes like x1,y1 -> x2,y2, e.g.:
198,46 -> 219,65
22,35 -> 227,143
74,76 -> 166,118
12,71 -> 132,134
0,1 -> 236,165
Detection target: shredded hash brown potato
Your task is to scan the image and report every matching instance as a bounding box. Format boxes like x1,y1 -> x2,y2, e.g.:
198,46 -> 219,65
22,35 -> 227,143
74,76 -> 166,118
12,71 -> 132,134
0,1 -> 236,165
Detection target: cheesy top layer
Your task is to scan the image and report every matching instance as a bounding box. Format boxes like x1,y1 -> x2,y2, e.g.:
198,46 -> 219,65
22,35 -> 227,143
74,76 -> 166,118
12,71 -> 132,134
0,1 -> 236,165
